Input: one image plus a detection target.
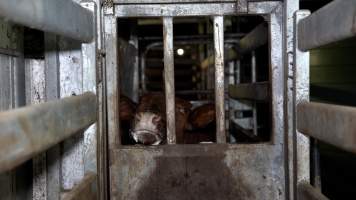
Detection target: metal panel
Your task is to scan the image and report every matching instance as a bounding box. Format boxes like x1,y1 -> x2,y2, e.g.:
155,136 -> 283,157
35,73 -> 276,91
163,17 -> 176,144
297,183 -> 329,200
294,10 -> 311,187
214,16 -> 226,143
0,0 -> 94,42
297,102 -> 356,154
229,82 -> 269,101
298,0 -> 356,51
111,144 -> 285,200
0,92 -> 97,173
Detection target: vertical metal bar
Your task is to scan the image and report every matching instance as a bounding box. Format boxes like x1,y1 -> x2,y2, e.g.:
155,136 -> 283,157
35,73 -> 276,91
213,16 -> 226,143
44,33 -> 61,200
284,1 -> 299,199
251,51 -> 258,136
163,17 -> 176,144
105,15 -> 120,149
105,14 -> 119,200
294,10 -> 311,188
25,59 -> 47,200
81,1 -> 97,174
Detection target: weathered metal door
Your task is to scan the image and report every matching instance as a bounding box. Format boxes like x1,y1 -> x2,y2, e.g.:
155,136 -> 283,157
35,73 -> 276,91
104,1 -> 286,200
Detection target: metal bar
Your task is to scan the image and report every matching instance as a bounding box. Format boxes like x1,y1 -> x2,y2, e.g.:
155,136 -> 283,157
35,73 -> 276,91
298,0 -> 356,51
214,16 -> 226,143
297,102 -> 356,154
285,1 -> 300,199
114,3 -> 237,17
0,92 -> 97,173
0,0 -> 93,43
105,15 -> 120,148
25,59 -> 47,200
44,33 -> 61,200
251,51 -> 258,136
238,23 -> 268,54
163,17 -> 176,144
294,10 -> 311,187
297,182 -> 329,200
114,0 -> 236,3
62,172 -> 97,200
0,47 -> 21,57
138,33 -> 244,41
228,82 -> 269,101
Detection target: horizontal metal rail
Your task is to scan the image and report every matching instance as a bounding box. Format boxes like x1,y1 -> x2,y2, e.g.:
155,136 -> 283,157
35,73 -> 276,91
228,82 -> 269,101
0,92 -> 97,173
0,0 -> 94,43
114,0 -> 237,3
298,0 -> 356,50
297,102 -> 356,154
114,3 -> 237,17
238,23 -> 268,54
298,182 -> 329,200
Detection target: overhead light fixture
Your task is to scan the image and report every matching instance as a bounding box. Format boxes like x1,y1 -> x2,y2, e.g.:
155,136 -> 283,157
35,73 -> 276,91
177,48 -> 184,56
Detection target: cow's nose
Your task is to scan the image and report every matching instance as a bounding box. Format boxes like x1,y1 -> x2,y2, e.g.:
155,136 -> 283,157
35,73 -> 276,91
137,133 -> 156,145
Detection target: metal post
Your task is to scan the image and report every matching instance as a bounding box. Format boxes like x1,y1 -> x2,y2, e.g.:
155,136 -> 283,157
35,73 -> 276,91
294,10 -> 311,189
163,17 -> 176,144
251,51 -> 258,136
213,16 -> 226,143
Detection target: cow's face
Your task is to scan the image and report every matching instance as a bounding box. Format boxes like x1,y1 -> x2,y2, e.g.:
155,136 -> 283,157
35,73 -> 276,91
131,112 -> 165,145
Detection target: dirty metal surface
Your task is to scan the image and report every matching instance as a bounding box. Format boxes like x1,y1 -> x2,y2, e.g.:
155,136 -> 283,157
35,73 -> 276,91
111,144 -> 284,200
237,23 -> 268,54
298,0 -> 356,51
58,36 -> 86,191
24,59 -> 47,200
0,0 -> 94,42
0,92 -> 97,173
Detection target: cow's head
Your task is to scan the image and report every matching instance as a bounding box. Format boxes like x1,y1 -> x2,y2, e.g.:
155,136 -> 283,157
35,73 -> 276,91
130,112 -> 165,145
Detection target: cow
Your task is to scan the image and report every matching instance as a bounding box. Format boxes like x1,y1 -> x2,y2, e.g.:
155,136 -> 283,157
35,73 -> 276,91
119,93 -> 215,145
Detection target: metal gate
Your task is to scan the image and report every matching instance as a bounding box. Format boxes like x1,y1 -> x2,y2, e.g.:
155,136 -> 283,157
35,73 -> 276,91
294,0 -> 356,199
0,0 -> 99,199
104,1 -> 286,199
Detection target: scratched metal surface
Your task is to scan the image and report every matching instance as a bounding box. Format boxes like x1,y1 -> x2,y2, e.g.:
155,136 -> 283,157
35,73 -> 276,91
108,1 -> 286,199
25,59 -> 47,200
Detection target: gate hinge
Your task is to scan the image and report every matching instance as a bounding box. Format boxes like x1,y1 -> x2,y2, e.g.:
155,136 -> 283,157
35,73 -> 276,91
96,49 -> 106,82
